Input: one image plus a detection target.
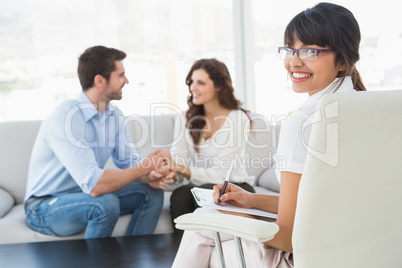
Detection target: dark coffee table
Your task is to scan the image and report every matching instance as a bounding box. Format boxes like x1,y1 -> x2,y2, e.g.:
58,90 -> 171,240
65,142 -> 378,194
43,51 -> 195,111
0,233 -> 182,268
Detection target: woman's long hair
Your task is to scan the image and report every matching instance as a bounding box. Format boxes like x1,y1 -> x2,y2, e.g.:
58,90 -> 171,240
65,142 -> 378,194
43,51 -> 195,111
284,2 -> 366,91
185,58 -> 250,151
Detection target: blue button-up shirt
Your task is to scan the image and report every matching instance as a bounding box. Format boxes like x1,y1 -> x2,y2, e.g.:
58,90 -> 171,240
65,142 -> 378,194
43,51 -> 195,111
25,92 -> 141,201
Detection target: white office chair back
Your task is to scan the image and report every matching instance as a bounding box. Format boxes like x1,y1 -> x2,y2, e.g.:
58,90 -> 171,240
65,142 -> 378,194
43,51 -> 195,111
292,90 -> 402,267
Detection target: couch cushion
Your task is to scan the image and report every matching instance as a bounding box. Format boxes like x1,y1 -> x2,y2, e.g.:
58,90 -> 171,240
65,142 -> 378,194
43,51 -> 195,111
126,114 -> 176,156
0,120 -> 42,204
256,168 -> 280,192
104,114 -> 176,171
0,188 -> 14,218
245,114 -> 280,181
0,204 -> 84,244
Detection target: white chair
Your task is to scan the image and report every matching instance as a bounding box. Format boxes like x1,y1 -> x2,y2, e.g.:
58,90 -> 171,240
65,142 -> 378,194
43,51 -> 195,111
175,90 -> 402,268
175,210 -> 279,267
292,89 -> 402,267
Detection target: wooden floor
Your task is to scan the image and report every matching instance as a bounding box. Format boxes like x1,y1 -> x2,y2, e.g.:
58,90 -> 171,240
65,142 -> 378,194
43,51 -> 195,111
0,233 -> 182,268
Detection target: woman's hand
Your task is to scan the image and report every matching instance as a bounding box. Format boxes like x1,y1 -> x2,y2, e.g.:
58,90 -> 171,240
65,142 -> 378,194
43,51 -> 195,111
142,149 -> 164,171
147,162 -> 177,190
158,149 -> 174,168
157,149 -> 191,179
148,177 -> 174,190
212,183 -> 254,209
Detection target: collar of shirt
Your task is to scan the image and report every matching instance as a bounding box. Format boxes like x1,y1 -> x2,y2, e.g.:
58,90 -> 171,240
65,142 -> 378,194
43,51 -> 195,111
297,76 -> 354,112
77,91 -> 114,122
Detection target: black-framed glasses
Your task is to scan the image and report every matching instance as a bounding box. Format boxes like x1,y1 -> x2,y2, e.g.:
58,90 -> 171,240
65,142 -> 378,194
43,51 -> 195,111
278,47 -> 335,61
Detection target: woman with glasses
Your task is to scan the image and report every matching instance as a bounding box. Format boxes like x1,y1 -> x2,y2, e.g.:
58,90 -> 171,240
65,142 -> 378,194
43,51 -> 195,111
172,2 -> 366,267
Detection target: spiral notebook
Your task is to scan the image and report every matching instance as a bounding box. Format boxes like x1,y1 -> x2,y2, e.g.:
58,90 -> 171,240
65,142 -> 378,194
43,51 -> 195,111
191,187 -> 278,219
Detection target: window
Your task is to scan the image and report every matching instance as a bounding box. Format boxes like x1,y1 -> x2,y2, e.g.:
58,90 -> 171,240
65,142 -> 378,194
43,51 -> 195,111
0,0 -> 234,121
252,0 -> 402,121
0,0 -> 401,122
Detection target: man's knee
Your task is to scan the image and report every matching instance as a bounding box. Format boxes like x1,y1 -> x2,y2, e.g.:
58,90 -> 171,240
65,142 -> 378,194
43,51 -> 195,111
90,193 -> 120,220
147,187 -> 164,209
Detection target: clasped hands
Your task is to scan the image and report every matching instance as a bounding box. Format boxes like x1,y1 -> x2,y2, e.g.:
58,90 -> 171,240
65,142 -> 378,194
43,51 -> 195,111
146,149 -> 177,190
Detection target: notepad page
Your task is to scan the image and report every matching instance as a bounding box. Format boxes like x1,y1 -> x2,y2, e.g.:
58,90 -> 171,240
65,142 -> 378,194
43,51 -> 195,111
191,187 -> 278,219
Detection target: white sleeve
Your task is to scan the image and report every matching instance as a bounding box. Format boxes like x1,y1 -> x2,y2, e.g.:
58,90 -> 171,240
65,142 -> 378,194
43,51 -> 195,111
275,112 -> 312,175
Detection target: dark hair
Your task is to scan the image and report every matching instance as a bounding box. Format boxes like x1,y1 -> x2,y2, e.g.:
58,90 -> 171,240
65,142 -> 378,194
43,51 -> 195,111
185,58 -> 250,150
284,2 -> 366,91
77,46 -> 126,91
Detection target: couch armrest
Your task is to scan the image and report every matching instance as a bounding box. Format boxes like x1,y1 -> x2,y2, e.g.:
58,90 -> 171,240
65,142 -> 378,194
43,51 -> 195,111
174,209 -> 279,243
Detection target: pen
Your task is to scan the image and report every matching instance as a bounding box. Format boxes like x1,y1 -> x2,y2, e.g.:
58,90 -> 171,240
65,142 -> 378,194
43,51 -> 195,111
218,161 -> 235,204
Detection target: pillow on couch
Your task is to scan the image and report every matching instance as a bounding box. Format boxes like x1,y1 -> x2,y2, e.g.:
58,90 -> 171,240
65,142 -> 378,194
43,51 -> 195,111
257,168 -> 280,193
0,187 -> 14,218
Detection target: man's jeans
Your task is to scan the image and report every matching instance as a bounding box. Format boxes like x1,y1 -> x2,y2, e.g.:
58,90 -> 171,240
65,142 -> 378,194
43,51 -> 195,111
25,182 -> 164,238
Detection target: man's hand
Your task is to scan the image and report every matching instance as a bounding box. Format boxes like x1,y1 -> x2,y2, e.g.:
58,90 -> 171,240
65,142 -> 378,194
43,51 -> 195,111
148,169 -> 163,181
141,149 -> 164,172
147,165 -> 177,190
158,149 -> 173,166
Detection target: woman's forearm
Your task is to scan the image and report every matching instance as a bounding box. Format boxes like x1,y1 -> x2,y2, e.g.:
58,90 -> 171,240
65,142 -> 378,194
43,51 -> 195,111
250,194 -> 279,214
263,171 -> 302,252
174,164 -> 192,180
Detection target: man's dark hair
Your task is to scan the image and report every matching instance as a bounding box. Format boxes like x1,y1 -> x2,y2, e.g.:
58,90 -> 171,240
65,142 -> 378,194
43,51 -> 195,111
77,46 -> 126,91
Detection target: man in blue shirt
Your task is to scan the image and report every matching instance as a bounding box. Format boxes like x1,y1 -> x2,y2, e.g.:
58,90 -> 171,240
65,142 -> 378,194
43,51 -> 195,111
24,46 -> 172,238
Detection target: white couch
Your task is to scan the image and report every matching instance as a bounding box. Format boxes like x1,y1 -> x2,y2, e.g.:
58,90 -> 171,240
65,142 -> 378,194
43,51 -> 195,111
0,113 -> 280,244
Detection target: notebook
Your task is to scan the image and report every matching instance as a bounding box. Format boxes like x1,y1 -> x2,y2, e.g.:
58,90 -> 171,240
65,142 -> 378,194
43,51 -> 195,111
191,187 -> 278,219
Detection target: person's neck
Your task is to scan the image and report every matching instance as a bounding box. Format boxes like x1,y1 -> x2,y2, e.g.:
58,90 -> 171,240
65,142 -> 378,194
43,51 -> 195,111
84,89 -> 109,114
203,102 -> 231,118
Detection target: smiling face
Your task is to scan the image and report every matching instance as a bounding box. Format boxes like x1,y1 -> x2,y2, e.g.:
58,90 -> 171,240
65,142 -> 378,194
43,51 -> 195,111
285,38 -> 344,96
189,69 -> 219,106
104,60 -> 129,101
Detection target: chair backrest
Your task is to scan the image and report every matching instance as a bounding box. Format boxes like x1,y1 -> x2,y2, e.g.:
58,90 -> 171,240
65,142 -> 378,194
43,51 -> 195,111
292,90 -> 402,267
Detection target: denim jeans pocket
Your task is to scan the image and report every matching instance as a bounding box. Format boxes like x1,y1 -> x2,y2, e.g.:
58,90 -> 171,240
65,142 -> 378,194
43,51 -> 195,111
26,201 -> 57,237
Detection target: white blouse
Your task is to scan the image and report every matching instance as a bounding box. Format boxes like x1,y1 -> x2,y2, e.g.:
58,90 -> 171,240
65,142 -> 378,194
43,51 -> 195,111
170,109 -> 255,186
275,76 -> 356,182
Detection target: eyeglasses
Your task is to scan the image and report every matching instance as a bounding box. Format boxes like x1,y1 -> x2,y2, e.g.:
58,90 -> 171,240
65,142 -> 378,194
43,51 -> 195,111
278,47 -> 335,61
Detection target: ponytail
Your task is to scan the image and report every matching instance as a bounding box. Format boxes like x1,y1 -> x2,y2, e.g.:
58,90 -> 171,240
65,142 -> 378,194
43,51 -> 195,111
351,67 -> 366,91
